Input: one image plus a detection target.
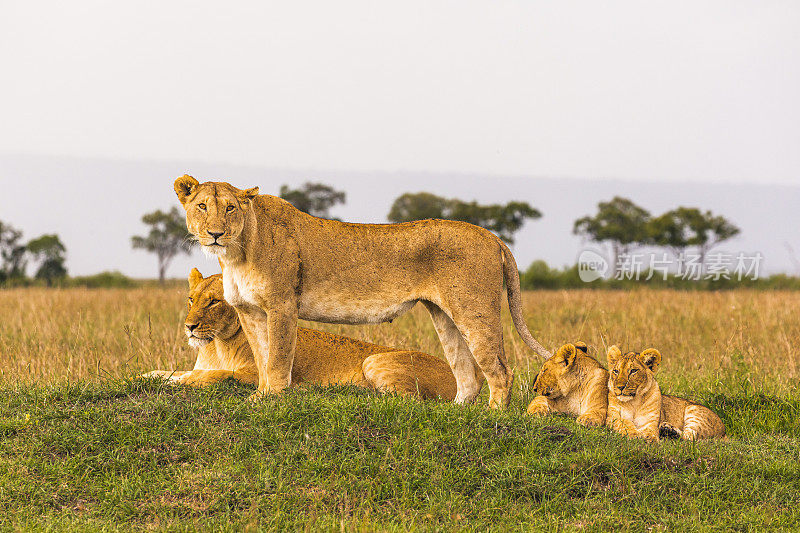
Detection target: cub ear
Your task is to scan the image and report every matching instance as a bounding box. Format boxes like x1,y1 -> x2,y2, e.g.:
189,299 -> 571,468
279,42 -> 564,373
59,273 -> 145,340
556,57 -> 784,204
555,343 -> 578,368
175,175 -> 200,204
607,345 -> 622,365
574,341 -> 588,354
638,348 -> 661,373
188,267 -> 203,288
238,186 -> 259,204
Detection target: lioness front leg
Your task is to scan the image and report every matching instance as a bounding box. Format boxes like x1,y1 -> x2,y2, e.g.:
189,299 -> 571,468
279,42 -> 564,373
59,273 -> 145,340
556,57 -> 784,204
237,304 -> 297,400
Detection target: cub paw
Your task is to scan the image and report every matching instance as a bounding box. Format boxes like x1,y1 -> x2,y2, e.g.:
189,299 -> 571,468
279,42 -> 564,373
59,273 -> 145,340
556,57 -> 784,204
576,414 -> 604,427
659,423 -> 682,440
526,399 -> 549,417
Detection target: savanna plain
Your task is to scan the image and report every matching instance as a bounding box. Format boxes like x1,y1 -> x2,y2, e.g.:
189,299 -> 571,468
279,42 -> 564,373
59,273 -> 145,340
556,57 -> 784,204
0,287 -> 798,531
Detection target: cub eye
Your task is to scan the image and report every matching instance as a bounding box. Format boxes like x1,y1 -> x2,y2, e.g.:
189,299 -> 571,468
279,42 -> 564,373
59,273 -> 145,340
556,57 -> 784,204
188,298 -> 193,304
612,369 -> 619,375
209,299 -> 221,306
198,203 -> 206,211
226,205 -> 236,213
630,369 -> 638,375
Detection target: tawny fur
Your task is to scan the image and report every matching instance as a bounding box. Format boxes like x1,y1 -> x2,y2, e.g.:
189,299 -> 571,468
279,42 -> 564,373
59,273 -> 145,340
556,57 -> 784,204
527,342 -> 608,427
173,175 -> 551,408
606,345 -> 726,441
142,270 -> 457,400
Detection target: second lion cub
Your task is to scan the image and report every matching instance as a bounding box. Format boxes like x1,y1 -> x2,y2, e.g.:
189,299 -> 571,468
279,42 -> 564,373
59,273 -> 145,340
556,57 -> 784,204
527,342 -> 609,427
606,345 -> 726,441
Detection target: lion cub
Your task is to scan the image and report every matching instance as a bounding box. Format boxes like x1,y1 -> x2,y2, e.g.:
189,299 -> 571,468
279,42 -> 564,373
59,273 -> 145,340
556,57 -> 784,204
606,346 -> 726,441
527,342 -> 609,427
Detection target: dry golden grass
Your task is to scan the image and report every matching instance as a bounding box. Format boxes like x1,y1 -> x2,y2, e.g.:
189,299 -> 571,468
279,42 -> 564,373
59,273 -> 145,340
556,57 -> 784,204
1,287 -> 797,396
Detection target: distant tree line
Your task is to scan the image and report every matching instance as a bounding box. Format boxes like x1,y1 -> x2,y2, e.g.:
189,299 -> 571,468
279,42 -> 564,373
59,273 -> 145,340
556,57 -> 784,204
2,183 -> 748,288
0,220 -> 68,286
574,196 -> 740,276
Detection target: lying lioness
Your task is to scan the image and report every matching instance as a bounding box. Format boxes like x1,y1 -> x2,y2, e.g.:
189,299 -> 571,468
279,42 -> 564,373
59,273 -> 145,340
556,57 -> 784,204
606,346 -> 726,441
174,175 -> 552,408
142,268 -> 457,400
526,342 -> 609,427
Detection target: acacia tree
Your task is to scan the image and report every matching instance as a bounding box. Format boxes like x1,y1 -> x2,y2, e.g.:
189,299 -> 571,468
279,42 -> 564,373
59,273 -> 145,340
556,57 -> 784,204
693,211 -> 740,270
0,220 -> 27,283
279,182 -> 346,219
27,234 -> 67,286
132,207 -> 195,284
649,207 -> 739,272
573,197 -> 651,275
387,192 -> 541,245
648,207 -> 705,272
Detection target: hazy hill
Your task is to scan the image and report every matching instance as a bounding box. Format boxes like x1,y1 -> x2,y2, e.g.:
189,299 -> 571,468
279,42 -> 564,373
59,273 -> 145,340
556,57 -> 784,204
2,153 -> 798,278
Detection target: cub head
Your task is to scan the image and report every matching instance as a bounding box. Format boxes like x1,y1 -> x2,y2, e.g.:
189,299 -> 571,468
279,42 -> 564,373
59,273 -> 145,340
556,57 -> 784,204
184,268 -> 240,348
606,345 -> 661,402
532,342 -> 588,398
174,175 -> 259,258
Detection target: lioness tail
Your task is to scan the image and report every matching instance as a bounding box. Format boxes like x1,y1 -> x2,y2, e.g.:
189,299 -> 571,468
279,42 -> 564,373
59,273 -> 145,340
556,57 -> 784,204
497,238 -> 553,360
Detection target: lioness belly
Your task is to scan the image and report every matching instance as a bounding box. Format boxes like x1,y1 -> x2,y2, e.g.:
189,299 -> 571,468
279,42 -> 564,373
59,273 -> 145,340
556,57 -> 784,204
298,293 -> 417,325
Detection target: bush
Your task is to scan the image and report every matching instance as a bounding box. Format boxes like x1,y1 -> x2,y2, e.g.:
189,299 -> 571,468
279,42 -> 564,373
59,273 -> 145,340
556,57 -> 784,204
67,271 -> 136,288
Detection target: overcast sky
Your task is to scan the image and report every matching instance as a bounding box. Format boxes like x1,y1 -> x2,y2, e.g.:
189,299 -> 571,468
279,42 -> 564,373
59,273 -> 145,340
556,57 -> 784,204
2,1 -> 798,182
1,1 -> 799,278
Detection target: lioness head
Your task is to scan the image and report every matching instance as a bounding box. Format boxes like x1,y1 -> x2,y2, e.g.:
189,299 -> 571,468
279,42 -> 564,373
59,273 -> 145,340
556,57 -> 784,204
532,342 -> 588,398
184,268 -> 240,348
606,345 -> 661,402
174,175 -> 259,258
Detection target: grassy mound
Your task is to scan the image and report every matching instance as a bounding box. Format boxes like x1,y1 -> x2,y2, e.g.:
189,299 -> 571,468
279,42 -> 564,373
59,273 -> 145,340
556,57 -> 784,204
1,379 -> 798,531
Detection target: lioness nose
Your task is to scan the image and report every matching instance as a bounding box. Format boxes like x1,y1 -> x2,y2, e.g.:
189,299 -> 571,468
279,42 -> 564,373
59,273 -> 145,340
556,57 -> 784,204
187,323 -> 198,332
208,231 -> 224,240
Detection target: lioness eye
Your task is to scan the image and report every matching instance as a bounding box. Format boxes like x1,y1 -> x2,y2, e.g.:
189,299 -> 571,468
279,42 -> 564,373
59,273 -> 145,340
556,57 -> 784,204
209,299 -> 221,306
198,203 -> 206,210
630,369 -> 638,375
226,205 -> 235,213
612,369 -> 619,375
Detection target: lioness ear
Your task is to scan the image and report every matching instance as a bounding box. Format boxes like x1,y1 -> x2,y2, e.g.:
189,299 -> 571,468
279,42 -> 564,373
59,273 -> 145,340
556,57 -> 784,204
188,267 -> 203,288
574,341 -> 588,354
607,345 -> 622,365
638,348 -> 661,373
175,175 -> 200,204
555,344 -> 577,368
239,186 -> 259,204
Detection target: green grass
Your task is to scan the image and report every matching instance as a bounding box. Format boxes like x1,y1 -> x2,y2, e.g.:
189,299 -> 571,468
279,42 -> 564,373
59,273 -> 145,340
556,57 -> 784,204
1,378 -> 799,532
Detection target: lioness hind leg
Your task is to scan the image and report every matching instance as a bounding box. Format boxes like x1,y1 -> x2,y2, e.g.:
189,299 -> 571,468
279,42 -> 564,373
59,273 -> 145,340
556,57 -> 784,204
422,302 -> 484,404
362,351 -> 457,401
455,315 -> 513,410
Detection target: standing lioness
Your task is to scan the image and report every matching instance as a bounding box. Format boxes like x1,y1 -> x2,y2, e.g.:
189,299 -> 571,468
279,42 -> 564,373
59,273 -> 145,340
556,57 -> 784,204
174,175 -> 551,408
